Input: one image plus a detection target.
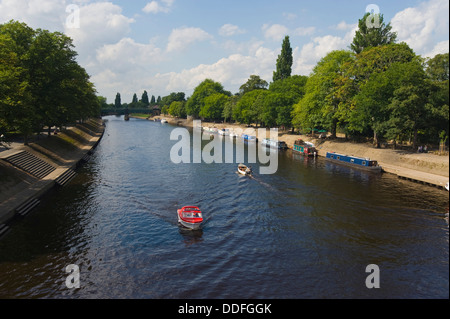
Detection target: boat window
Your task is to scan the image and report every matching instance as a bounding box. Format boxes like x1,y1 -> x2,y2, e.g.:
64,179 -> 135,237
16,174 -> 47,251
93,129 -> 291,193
337,156 -> 340,160
351,159 -> 354,163
362,161 -> 366,165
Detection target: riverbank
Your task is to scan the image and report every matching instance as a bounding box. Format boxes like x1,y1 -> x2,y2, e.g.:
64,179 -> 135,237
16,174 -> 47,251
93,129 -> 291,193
0,118 -> 105,230
140,115 -> 449,189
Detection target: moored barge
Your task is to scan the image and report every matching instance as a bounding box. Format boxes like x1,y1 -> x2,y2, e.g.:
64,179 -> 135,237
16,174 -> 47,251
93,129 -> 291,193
293,139 -> 317,156
325,152 -> 382,172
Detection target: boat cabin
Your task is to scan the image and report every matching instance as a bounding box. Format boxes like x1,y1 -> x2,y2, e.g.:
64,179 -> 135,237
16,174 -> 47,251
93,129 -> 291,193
293,139 -> 316,156
326,152 -> 379,168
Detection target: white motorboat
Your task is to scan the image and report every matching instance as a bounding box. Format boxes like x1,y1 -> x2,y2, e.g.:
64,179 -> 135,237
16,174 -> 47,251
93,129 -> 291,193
237,163 -> 252,176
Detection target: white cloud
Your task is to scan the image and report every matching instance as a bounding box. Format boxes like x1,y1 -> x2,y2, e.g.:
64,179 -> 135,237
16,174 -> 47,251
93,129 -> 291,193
142,0 -> 174,14
0,0 -> 65,31
391,0 -> 449,56
423,40 -> 450,58
262,24 -> 289,41
293,26 -> 316,37
219,24 -> 246,37
334,21 -> 357,31
167,47 -> 276,94
64,2 -> 135,62
166,27 -> 212,52
293,27 -> 357,75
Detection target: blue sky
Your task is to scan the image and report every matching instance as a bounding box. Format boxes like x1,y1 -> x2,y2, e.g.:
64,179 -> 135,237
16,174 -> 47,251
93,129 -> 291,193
0,0 -> 448,103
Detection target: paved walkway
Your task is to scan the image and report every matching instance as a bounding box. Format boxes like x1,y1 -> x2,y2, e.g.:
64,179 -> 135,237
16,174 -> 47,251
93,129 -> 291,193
380,163 -> 448,189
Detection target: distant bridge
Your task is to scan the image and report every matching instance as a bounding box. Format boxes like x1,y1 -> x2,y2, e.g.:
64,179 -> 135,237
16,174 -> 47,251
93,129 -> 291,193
101,108 -> 155,116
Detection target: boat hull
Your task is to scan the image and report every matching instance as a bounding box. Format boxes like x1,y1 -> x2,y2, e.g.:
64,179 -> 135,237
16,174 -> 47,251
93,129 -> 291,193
177,207 -> 203,230
325,152 -> 382,172
178,215 -> 202,230
238,164 -> 252,175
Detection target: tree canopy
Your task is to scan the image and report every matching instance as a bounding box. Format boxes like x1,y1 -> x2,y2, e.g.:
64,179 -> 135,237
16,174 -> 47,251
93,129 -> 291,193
273,36 -> 293,81
0,20 -> 99,143
350,12 -> 397,54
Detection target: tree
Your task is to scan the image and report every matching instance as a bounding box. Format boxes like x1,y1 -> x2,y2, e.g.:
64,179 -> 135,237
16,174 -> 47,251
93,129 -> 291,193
273,35 -> 293,81
346,43 -> 418,146
426,53 -> 449,81
384,62 -> 430,148
0,20 -> 99,143
141,90 -> 149,106
425,53 -> 449,146
292,50 -> 354,136
150,95 -> 156,105
160,92 -> 185,110
233,89 -> 266,125
350,12 -> 397,54
0,30 -> 34,144
200,93 -> 229,121
222,95 -> 239,123
185,79 -> 231,118
115,92 -> 121,109
269,75 -> 308,130
239,75 -> 268,95
168,101 -> 186,118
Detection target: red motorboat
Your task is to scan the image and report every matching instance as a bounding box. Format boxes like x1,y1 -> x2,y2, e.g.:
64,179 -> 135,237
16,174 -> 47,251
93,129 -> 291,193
177,206 -> 203,230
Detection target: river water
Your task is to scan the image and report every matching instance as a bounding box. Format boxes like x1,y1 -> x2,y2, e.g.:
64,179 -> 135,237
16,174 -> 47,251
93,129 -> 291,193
0,115 -> 448,299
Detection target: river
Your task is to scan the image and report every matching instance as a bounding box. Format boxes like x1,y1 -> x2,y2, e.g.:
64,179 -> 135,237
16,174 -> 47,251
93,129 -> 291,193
0,115 -> 448,299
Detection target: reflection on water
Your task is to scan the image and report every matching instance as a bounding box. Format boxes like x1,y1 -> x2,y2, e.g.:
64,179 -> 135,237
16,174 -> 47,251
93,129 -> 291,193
0,116 -> 448,299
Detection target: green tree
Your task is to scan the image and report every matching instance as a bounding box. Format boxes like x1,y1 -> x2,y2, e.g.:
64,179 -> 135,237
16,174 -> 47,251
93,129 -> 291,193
292,50 -> 354,137
239,75 -> 268,95
269,75 -> 308,130
0,20 -> 99,143
233,89 -> 266,125
200,93 -> 229,121
141,90 -> 149,106
425,53 -> 449,146
132,93 -> 138,104
115,92 -> 121,109
185,79 -> 230,118
273,35 -> 293,81
0,31 -> 34,143
150,95 -> 156,105
346,43 -> 418,145
350,12 -> 397,54
222,95 -> 239,123
384,62 -> 430,148
168,101 -> 186,118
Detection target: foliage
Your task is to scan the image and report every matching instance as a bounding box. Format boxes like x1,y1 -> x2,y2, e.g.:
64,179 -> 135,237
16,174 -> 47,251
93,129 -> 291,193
239,75 -> 268,95
185,79 -> 231,118
0,20 -> 99,144
350,12 -> 397,54
273,36 -> 293,81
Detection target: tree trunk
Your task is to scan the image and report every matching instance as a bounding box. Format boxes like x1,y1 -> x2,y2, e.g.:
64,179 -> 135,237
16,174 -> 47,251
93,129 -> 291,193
373,131 -> 380,148
412,128 -> 418,150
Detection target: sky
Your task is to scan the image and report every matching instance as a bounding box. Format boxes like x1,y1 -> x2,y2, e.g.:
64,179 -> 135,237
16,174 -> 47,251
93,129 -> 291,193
0,0 -> 449,103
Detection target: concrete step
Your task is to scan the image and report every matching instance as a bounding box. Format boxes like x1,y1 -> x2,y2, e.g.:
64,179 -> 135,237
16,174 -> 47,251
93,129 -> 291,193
0,224 -> 10,238
56,169 -> 77,186
3,151 -> 56,179
16,198 -> 40,217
